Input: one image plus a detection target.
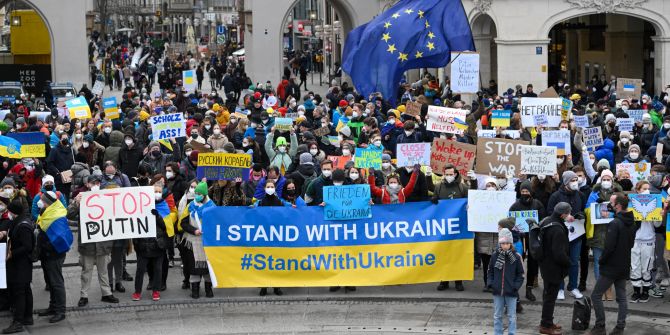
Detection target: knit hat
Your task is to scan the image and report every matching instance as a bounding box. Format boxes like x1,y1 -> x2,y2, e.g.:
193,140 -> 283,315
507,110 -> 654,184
213,103 -> 221,111
189,150 -> 200,161
148,141 -> 160,150
600,169 -> 614,179
299,152 -> 314,165
223,142 -> 235,153
498,217 -> 516,230
382,154 -> 392,162
485,176 -> 497,187
41,191 -> 57,206
7,198 -> 23,215
519,180 -> 531,193
87,174 -> 102,183
397,105 -> 406,114
0,177 -> 15,188
275,136 -> 287,147
15,117 -> 25,125
620,131 -> 631,140
140,110 -> 150,121
338,100 -> 348,108
83,134 -> 94,143
498,228 -> 513,244
42,175 -> 55,185
194,182 -> 208,196
628,144 -> 640,153
561,170 -> 577,186
605,114 -> 616,123
339,126 -> 352,138
570,93 -> 581,101
597,158 -> 610,170
554,202 -> 572,215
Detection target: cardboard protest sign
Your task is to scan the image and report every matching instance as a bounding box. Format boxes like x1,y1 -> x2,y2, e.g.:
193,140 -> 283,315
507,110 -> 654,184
65,96 -> 92,119
574,115 -> 589,128
520,98 -> 563,127
7,132 -> 45,157
628,194 -> 663,221
616,78 -> 642,100
79,187 -> 156,243
616,162 -> 651,183
590,202 -> 615,225
150,113 -> 186,140
450,52 -> 480,93
327,155 -> 351,170
274,117 -> 293,132
542,129 -> 571,156
567,219 -> 586,242
430,139 -> 476,176
561,98 -> 573,121
491,110 -> 511,128
327,136 -> 340,146
616,118 -> 634,132
189,140 -> 213,153
405,101 -> 422,117
520,145 -> 557,176
102,97 -> 119,119
508,210 -> 538,233
397,142 -> 431,167
467,190 -> 517,232
0,243 -> 5,288
313,126 -> 330,137
426,106 -> 467,135
538,87 -> 559,98
323,185 -> 372,221
475,138 -> 523,177
354,147 -> 382,169
626,109 -> 645,122
196,153 -> 252,180
582,127 -> 603,149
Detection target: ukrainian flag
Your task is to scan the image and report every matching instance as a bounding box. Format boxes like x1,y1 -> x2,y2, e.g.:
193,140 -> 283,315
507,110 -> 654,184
37,200 -> 73,254
453,117 -> 468,131
0,135 -> 22,159
155,195 -> 177,237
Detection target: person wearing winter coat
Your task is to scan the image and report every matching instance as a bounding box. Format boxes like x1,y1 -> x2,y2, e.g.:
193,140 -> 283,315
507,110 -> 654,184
285,153 -> 318,197
538,202 -> 572,335
589,193 -> 636,335
45,131 -> 75,198
207,124 -> 229,151
181,182 -> 215,299
253,166 -> 287,201
0,199 -> 33,334
368,165 -> 418,204
594,138 -> 615,171
621,144 -> 647,164
265,130 -> 298,174
118,132 -> 144,178
629,181 -> 662,302
100,162 -> 131,189
487,228 -> 524,335
68,175 -> 118,307
31,175 -> 67,222
242,165 -> 265,200
103,130 -> 125,167
131,183 -> 168,302
139,140 -> 181,176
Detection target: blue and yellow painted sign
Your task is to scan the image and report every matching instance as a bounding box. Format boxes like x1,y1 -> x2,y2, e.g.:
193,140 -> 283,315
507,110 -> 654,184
7,132 -> 45,157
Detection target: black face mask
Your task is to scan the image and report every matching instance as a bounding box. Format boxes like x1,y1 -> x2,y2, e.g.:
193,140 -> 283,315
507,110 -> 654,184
151,150 -> 161,158
520,194 -> 532,204
607,203 -> 615,212
61,139 -> 69,146
285,189 -> 296,197
44,184 -> 54,191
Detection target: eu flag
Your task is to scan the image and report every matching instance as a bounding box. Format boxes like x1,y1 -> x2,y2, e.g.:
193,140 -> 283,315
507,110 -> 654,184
342,0 -> 475,103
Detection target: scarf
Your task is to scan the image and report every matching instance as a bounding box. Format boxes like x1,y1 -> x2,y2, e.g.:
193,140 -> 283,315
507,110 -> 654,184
494,248 -> 516,270
386,185 -> 401,204
184,199 -> 215,270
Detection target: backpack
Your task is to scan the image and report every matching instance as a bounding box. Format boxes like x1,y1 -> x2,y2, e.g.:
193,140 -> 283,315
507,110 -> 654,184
571,296 -> 593,330
299,171 -> 318,197
528,218 -> 554,261
13,218 -> 40,263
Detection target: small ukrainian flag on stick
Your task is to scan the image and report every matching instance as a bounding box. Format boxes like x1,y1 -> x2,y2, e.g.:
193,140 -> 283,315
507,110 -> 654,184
453,117 -> 468,131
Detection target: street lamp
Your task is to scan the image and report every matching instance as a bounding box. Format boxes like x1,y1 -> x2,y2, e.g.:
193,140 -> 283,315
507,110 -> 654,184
309,10 -> 317,20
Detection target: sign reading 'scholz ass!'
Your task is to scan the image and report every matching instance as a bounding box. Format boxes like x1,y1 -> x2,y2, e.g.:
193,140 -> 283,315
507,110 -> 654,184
150,113 -> 186,140
79,187 -> 156,243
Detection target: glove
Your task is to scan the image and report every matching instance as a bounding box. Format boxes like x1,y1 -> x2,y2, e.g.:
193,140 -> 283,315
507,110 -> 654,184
582,145 -> 588,154
425,166 -> 432,176
151,209 -> 158,215
467,170 -> 477,181
413,163 -> 421,172
431,197 -> 439,205
574,212 -> 585,220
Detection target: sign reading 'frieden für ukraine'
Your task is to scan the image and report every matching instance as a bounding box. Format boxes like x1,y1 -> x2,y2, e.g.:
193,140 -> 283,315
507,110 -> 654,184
201,199 -> 473,288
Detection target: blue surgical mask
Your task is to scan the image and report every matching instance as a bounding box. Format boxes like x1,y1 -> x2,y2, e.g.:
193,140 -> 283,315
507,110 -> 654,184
195,194 -> 204,202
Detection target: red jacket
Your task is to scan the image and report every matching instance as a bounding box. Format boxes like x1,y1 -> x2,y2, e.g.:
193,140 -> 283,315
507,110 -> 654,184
10,163 -> 41,199
368,170 -> 417,204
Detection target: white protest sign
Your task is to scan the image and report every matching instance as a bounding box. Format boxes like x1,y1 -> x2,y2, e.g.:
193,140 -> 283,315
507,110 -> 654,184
533,114 -> 548,126
520,145 -> 557,176
467,190 -> 517,232
574,115 -> 589,128
616,162 -> 651,183
79,187 -> 156,243
590,203 -> 614,225
29,111 -> 51,121
0,243 -> 5,289
477,130 -> 496,138
616,118 -> 634,132
91,81 -> 105,96
502,130 -> 521,139
450,52 -> 480,94
396,143 -> 431,167
582,127 -> 603,149
150,113 -> 187,140
567,219 -> 586,242
0,110 -> 11,120
542,129 -> 571,156
426,106 -> 466,135
520,97 -> 563,127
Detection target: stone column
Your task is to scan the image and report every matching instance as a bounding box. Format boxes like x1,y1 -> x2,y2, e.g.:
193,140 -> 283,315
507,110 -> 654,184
652,36 -> 670,95
474,34 -> 493,86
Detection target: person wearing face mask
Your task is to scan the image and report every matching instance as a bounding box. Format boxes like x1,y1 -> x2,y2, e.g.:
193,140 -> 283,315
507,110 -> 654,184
602,113 -> 619,144
395,161 -> 430,203
612,131 -> 631,163
621,144 -> 647,164
253,166 -> 287,200
305,160 -> 335,205
538,202 -> 573,334
119,133 -> 144,179
242,164 -> 266,199
95,121 -> 114,148
10,159 -> 42,200
100,161 -> 131,189
281,180 -> 306,206
638,113 -> 658,154
46,132 -> 76,197
583,169 -> 622,301
182,182 -> 216,299
165,162 -> 188,203
66,175 -> 118,308
103,130 -> 125,168
547,171 -> 586,301
31,175 -> 66,222
139,140 -> 182,178
207,124 -> 229,152
395,120 -> 422,145
175,180 -> 198,289
653,115 -> 670,147
186,127 -> 206,145
79,134 -> 106,168
285,153 -> 319,198
368,164 -> 419,205
265,129 -> 298,175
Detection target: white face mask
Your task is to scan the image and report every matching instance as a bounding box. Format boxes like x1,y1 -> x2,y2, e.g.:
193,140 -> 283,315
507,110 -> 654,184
486,186 -> 497,191
185,150 -> 192,157
205,125 -> 211,130
342,149 -> 351,156
278,146 -> 287,153
75,134 -> 82,139
349,172 -> 360,180
664,123 -> 670,129
125,139 -> 133,146
404,130 -> 413,136
557,157 -> 564,165
82,142 -> 90,148
388,182 -> 399,189
213,129 -> 221,135
382,162 -> 391,169
104,127 -> 112,134
622,106 -> 629,111
298,111 -> 305,117
444,175 -> 455,183
165,171 -> 174,179
154,192 -> 163,200
373,140 -> 382,147
90,185 -> 100,191
569,181 -> 579,191
578,177 -> 586,187
352,112 -> 359,118
601,180 -> 612,190
333,182 -> 343,186
310,149 -> 318,156
538,175 -> 546,181
621,138 -> 629,144
629,152 -> 639,160
640,189 -> 650,194
265,187 -> 275,195
322,170 -> 332,178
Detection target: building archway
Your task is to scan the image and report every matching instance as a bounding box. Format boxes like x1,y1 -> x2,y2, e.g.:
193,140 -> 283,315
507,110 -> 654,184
470,13 -> 497,90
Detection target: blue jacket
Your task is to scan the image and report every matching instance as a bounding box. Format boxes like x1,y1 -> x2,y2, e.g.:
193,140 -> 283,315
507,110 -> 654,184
594,138 -> 615,170
486,250 -> 525,297
651,127 -> 669,147
31,187 -> 68,221
253,175 -> 286,200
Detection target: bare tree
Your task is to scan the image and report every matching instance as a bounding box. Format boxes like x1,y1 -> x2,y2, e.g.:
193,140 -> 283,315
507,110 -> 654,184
96,0 -> 119,36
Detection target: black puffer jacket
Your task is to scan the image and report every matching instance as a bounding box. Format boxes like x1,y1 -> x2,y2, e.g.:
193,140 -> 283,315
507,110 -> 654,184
132,210 -> 167,258
538,213 -> 570,284
599,210 -> 636,280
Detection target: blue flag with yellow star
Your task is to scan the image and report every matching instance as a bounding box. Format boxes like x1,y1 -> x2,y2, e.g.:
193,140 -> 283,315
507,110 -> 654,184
342,0 -> 474,103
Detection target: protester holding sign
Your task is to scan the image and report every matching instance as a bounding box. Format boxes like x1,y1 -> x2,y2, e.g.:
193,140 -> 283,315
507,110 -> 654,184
629,180 -> 662,302
180,182 -> 215,299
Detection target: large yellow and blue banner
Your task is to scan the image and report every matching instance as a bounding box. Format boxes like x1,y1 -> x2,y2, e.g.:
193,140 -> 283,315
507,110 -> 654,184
7,132 -> 45,157
202,199 -> 473,288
